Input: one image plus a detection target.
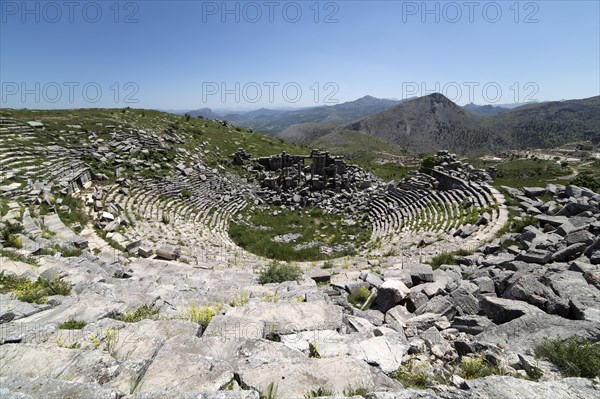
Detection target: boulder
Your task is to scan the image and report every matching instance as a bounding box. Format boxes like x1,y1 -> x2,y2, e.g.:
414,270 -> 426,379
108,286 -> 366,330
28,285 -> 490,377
403,262 -> 434,285
383,268 -> 413,287
415,295 -> 455,318
449,287 -> 480,316
566,230 -> 596,246
552,242 -> 587,262
155,247 -> 179,261
451,315 -> 494,335
503,275 -> 569,316
523,187 -> 546,198
0,344 -> 120,385
516,249 -> 552,265
350,333 -> 409,373
375,280 -> 410,312
480,296 -> 544,324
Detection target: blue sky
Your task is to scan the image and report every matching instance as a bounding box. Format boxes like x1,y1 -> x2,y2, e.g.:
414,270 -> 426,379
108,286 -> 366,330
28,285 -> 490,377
1,0 -> 599,110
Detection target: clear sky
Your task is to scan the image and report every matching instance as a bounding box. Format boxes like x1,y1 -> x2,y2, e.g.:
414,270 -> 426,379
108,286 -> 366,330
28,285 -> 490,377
1,0 -> 599,110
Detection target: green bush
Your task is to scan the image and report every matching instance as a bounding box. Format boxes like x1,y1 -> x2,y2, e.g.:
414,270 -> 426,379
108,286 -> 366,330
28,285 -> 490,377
0,249 -> 38,265
390,359 -> 430,389
511,215 -> 538,233
321,260 -> 335,269
258,262 -> 303,284
570,173 -> 600,193
58,318 -> 87,330
111,304 -> 160,323
534,336 -> 600,378
1,221 -> 24,249
459,356 -> 503,380
184,302 -> 223,331
347,285 -> 372,309
428,249 -> 473,269
229,291 -> 250,307
421,155 -> 438,170
0,273 -> 71,304
308,342 -> 321,359
343,386 -> 369,397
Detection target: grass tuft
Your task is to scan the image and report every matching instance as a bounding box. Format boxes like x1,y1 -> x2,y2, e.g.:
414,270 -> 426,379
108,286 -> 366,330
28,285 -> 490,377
0,272 -> 71,304
534,336 -> 600,378
58,318 -> 87,330
428,248 -> 473,269
347,285 -> 372,309
110,304 -> 160,323
258,262 -> 303,284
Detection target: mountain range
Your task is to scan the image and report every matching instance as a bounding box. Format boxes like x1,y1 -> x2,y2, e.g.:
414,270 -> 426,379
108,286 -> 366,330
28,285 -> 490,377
220,95 -> 400,135
337,93 -> 599,154
180,94 -> 599,155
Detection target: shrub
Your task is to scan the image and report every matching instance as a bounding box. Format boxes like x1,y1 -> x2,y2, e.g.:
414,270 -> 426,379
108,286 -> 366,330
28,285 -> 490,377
570,173 -> 600,193
459,355 -> 503,379
184,302 -> 223,331
321,260 -> 335,269
258,262 -> 303,284
511,215 -> 538,233
111,304 -> 160,323
0,273 -> 71,304
534,336 -> 600,378
308,342 -> 321,358
58,318 -> 87,330
7,234 -> 23,249
229,291 -> 250,307
56,245 -> 83,258
347,285 -> 372,309
421,155 -> 438,170
1,221 -> 24,249
180,189 -> 192,199
428,248 -> 473,269
390,359 -> 430,389
343,386 -> 369,397
0,249 -> 38,265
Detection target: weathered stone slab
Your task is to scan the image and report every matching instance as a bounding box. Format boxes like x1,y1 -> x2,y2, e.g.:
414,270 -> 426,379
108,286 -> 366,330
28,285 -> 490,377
480,296 -> 544,324
225,301 -> 343,334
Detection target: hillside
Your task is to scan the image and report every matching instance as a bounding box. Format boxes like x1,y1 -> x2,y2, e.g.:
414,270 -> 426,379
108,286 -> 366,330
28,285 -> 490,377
463,103 -> 509,116
223,95 -> 400,135
487,96 -> 600,149
344,93 -> 502,154
186,107 -> 221,120
342,94 -> 600,154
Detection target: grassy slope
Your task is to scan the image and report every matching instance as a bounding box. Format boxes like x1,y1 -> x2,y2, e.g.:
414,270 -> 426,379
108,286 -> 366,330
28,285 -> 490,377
469,156 -> 572,188
0,107 -> 420,183
0,108 -> 307,173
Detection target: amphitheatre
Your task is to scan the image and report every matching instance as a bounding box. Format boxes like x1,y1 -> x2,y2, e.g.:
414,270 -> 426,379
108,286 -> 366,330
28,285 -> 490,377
0,108 -> 599,399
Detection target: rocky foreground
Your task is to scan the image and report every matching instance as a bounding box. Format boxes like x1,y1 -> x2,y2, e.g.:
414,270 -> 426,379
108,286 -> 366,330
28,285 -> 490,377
1,176 -> 600,399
